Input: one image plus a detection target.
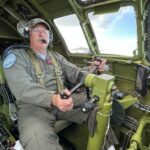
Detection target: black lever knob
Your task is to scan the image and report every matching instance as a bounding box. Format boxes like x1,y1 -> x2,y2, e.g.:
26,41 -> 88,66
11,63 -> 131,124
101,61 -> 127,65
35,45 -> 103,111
59,91 -> 70,99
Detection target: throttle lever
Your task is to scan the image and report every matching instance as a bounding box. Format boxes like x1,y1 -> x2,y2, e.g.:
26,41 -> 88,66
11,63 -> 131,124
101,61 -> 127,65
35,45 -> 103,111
89,57 -> 102,73
60,77 -> 84,99
60,57 -> 102,99
59,91 -> 70,99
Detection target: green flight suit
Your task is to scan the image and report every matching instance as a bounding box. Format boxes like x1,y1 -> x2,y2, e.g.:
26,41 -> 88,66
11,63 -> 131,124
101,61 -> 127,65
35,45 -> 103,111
3,48 -> 89,150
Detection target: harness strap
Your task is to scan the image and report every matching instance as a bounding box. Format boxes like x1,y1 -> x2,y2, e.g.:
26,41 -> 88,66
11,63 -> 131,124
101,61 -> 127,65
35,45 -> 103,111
26,49 -> 45,85
26,49 -> 64,92
48,50 -> 64,92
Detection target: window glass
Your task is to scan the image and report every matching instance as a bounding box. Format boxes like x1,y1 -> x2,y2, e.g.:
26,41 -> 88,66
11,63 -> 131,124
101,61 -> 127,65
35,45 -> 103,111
88,6 -> 137,56
54,14 -> 90,54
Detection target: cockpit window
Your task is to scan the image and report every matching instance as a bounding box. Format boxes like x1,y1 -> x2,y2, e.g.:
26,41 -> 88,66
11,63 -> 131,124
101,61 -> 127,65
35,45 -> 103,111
88,6 -> 137,56
54,14 -> 90,54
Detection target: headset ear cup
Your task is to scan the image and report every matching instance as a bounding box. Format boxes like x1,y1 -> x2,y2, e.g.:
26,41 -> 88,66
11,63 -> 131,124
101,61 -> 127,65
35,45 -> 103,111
24,26 -> 29,38
24,29 -> 29,38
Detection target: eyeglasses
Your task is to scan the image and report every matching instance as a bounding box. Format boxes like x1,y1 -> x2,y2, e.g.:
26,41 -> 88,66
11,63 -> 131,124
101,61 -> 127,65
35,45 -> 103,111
30,29 -> 49,34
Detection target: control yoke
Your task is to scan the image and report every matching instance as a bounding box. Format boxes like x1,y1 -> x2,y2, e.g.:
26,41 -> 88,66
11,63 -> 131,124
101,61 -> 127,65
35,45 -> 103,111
60,57 -> 103,99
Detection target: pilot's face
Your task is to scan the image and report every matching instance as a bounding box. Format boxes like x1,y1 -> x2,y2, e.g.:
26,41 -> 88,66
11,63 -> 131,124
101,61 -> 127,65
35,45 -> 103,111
29,23 -> 50,52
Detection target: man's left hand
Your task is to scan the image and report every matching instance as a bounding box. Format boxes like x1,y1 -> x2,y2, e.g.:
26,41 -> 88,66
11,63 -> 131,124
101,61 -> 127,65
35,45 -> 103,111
89,58 -> 107,72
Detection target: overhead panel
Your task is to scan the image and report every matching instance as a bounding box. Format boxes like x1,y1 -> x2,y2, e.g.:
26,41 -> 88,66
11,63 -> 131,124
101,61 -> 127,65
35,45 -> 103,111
0,18 -> 19,39
29,0 -> 73,19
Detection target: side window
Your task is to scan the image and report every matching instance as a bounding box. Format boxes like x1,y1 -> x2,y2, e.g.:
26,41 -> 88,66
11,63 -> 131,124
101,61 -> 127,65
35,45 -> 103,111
54,14 -> 90,54
88,6 -> 137,56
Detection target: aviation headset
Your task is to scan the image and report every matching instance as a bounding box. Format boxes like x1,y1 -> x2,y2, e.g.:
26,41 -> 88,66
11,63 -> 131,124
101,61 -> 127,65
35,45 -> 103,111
3,19 -> 53,62
18,18 -> 53,45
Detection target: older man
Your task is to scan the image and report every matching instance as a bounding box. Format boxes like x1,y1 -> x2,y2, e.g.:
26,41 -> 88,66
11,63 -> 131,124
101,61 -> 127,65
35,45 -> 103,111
3,18 -> 106,150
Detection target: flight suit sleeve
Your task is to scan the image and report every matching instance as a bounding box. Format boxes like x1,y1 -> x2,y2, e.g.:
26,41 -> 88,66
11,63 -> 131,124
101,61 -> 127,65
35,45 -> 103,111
3,50 -> 52,109
82,66 -> 90,72
55,52 -> 89,84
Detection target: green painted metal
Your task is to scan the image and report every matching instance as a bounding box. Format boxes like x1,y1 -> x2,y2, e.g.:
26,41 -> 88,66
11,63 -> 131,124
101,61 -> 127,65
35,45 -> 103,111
127,141 -> 138,150
84,73 -> 115,150
0,64 -> 5,84
68,0 -> 99,55
0,0 -> 149,149
118,95 -> 139,109
87,103 -> 112,150
84,73 -> 141,150
127,115 -> 150,150
84,73 -> 95,88
29,0 -> 50,20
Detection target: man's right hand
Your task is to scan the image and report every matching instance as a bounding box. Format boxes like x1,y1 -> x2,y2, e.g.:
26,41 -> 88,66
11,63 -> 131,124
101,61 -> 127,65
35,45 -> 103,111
51,89 -> 73,112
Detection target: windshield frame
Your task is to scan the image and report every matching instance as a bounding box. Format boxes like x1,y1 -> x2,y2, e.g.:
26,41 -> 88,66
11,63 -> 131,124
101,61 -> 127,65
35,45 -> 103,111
87,5 -> 138,57
82,1 -> 142,60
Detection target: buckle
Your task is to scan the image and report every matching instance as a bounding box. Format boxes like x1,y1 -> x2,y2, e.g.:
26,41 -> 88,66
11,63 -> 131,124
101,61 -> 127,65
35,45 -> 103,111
36,72 -> 44,78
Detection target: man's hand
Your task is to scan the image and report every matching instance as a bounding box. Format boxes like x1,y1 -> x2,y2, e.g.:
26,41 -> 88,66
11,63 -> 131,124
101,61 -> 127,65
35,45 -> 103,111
51,89 -> 73,112
89,58 -> 107,72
